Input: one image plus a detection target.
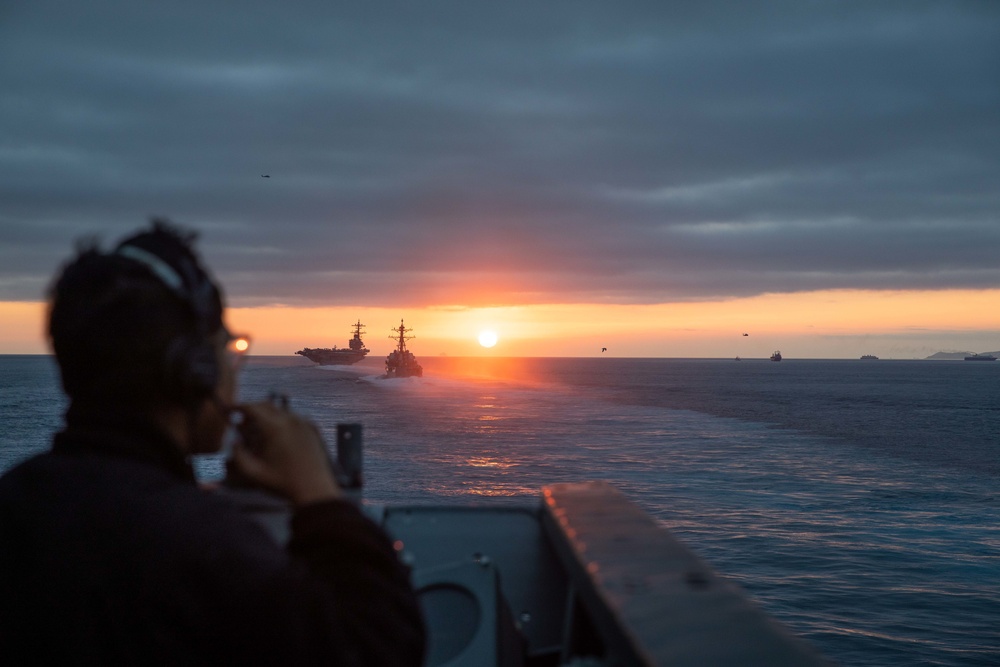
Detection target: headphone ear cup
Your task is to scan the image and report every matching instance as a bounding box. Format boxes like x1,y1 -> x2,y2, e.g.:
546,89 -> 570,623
163,336 -> 218,401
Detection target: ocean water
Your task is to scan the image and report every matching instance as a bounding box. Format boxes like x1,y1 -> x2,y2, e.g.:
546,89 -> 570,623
2,354 -> 998,666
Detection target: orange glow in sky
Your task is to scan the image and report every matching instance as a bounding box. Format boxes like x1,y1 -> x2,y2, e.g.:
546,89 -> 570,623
2,288 -> 998,359
0,302 -> 48,354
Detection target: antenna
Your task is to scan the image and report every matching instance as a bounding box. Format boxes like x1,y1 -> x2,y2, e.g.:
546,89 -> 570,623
390,319 -> 415,352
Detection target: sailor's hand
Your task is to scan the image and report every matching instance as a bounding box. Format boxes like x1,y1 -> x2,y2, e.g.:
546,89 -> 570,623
227,401 -> 342,506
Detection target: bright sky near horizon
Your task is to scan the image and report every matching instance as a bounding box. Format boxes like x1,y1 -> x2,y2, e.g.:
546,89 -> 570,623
1,3 -> 998,358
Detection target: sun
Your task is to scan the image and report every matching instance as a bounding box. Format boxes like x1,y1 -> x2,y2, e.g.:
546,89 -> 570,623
478,330 -> 498,348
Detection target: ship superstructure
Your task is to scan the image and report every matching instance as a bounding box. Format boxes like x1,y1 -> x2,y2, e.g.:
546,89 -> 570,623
296,320 -> 370,366
384,319 -> 423,378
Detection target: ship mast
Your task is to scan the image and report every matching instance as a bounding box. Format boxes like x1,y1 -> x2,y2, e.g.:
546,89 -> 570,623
390,319 -> 415,354
349,320 -> 368,352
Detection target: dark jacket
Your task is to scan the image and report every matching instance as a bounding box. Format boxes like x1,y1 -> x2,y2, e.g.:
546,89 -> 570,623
0,415 -> 425,666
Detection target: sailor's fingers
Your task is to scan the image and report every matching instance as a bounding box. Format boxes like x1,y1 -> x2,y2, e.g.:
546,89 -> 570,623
229,401 -> 341,505
228,438 -> 282,491
228,442 -> 291,499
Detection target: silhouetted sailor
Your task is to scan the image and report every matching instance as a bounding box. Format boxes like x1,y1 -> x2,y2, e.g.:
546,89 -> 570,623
0,219 -> 425,665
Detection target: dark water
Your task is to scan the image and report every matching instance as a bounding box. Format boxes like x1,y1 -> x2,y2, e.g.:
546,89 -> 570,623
2,355 -> 998,665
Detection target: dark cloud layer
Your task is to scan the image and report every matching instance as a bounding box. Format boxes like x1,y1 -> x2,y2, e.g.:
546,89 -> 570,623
2,1 -> 998,307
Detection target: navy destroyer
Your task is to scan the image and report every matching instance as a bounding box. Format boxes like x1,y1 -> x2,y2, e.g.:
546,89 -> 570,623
384,320 -> 423,378
295,320 -> 370,365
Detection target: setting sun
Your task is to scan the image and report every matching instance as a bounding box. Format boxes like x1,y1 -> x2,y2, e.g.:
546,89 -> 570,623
478,330 -> 499,348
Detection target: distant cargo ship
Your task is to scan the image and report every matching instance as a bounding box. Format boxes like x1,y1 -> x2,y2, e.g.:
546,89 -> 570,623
296,320 -> 370,365
384,319 -> 423,378
964,354 -> 997,361
770,350 -> 782,362
861,355 -> 879,360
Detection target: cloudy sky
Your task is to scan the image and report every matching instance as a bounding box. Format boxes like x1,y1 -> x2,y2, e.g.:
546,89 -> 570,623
1,2 -> 998,355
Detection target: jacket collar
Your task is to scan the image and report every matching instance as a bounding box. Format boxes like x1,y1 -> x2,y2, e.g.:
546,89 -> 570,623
53,403 -> 196,483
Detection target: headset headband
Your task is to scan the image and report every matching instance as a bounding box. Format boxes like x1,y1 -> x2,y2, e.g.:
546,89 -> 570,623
115,244 -> 185,293
115,239 -> 220,339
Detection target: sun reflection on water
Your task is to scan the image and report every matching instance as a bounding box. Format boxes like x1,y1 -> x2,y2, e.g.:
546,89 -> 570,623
465,455 -> 516,468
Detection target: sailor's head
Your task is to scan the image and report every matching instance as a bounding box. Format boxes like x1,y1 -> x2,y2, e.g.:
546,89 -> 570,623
48,218 -> 249,450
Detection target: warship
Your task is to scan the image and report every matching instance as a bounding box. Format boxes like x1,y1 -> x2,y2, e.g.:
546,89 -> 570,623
295,320 -> 370,366
384,319 -> 423,378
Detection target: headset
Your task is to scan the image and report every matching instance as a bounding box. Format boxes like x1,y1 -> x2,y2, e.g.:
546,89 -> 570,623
114,242 -> 221,404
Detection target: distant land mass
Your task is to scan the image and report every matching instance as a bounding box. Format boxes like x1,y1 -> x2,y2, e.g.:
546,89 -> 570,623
925,351 -> 1000,360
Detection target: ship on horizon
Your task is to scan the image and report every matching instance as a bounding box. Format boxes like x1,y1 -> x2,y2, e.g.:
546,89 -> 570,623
296,320 -> 370,366
384,319 -> 423,378
964,353 -> 997,361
